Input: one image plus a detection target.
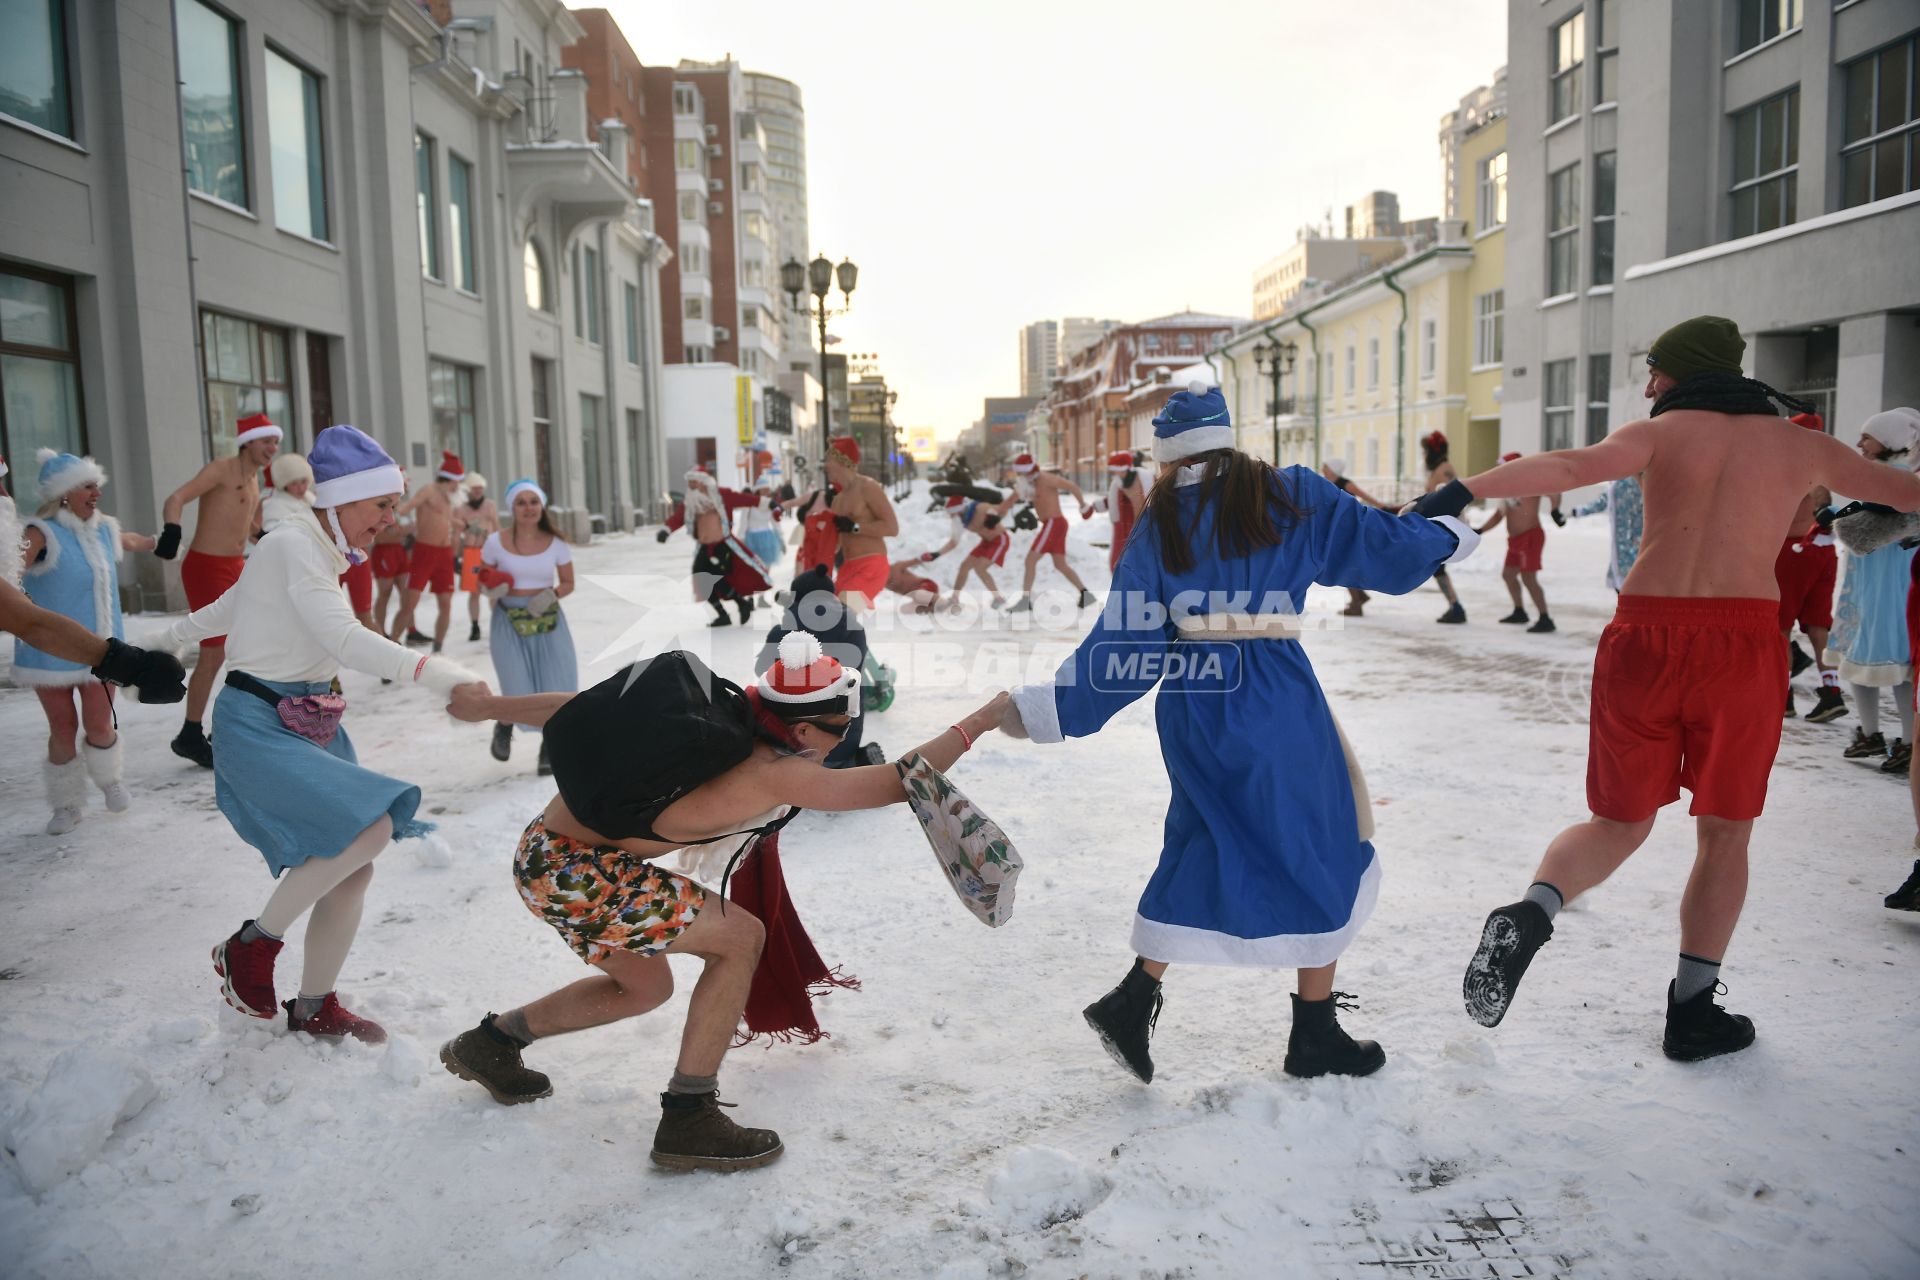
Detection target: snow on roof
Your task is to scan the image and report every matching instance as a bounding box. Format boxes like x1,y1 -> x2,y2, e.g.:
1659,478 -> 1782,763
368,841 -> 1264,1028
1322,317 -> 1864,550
1134,310 -> 1248,329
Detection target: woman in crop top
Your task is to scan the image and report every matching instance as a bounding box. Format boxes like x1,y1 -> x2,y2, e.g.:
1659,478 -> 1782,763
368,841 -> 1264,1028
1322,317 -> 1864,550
477,479 -> 577,772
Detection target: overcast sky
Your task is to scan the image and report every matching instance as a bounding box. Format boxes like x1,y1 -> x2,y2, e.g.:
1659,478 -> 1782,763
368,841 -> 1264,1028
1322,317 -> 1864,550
605,0 -> 1507,439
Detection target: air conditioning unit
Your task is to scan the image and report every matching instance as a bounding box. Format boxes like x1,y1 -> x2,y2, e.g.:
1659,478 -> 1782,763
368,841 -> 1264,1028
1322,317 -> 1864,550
714,326 -> 732,342
706,143 -> 722,158
704,123 -> 719,139
708,199 -> 723,215
708,178 -> 724,193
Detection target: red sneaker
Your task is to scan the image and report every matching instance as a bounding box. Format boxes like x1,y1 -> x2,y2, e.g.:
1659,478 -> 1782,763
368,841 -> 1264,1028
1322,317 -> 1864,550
212,923 -> 282,1020
285,993 -> 388,1044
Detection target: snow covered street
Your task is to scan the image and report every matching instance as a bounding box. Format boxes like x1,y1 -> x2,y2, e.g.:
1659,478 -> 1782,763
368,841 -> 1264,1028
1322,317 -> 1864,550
1,486 -> 1915,1279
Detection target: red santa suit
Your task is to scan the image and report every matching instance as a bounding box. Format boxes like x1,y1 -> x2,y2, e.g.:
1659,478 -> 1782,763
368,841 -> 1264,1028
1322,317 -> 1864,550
664,470 -> 771,600
1102,451 -> 1145,572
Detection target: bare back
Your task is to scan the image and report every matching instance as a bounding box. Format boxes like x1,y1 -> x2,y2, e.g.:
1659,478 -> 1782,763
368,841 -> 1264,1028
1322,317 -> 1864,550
189,458 -> 262,556
1031,472 -> 1071,520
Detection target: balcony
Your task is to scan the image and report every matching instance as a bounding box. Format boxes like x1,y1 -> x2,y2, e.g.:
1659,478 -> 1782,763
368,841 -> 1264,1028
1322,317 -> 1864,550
506,70 -> 634,237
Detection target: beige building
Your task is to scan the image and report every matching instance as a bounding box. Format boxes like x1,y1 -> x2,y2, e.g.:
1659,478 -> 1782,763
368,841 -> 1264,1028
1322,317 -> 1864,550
1251,236 -> 1412,322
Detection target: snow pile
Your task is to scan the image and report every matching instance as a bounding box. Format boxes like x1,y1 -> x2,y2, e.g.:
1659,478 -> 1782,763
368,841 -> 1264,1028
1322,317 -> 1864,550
985,1144 -> 1111,1230
3,1048 -> 158,1195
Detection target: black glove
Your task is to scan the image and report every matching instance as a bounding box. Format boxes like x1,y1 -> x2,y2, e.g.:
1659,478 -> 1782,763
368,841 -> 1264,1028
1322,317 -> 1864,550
1409,479 -> 1476,521
1012,505 -> 1039,532
655,528 -> 670,543
154,523 -> 182,560
1831,500 -> 1896,520
1812,504 -> 1838,529
92,637 -> 187,704
833,515 -> 858,533
1550,507 -> 1567,527
919,550 -> 941,562
778,483 -> 795,502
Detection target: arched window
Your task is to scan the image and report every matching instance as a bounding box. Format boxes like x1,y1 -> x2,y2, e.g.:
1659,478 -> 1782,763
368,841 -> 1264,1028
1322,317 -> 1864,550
523,238 -> 549,311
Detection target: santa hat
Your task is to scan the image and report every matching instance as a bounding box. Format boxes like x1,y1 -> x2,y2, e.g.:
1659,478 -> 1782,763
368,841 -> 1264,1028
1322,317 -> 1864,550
503,478 -> 547,508
1422,430 -> 1449,451
269,453 -> 314,489
310,425 -> 404,508
754,472 -> 774,489
1789,412 -> 1825,433
235,413 -> 283,448
35,448 -> 107,501
944,494 -> 967,509
756,633 -> 861,720
1861,408 -> 1920,455
1151,383 -> 1233,463
1011,453 -> 1037,474
437,451 -> 465,481
829,436 -> 860,466
1324,457 -> 1348,478
1107,451 -> 1133,473
1501,451 -> 1522,462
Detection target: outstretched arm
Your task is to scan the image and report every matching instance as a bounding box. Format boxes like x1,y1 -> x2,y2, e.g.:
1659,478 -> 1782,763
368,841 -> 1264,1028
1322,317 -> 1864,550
1816,436 -> 1920,510
1465,423 -> 1656,500
162,462 -> 221,525
449,688 -> 575,726
0,579 -> 109,666
768,692 -> 1009,810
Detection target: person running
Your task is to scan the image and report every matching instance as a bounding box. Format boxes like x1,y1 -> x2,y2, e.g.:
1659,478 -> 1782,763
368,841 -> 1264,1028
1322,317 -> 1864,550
453,473 -> 499,644
739,473 -> 786,602
477,479 -> 576,773
1828,409 -> 1920,774
1422,431 -> 1469,624
1005,453 -> 1095,612
927,494 -> 1016,610
436,643 -> 1009,1171
390,452 -> 465,651
657,468 -> 772,627
823,436 -> 899,614
1474,451 -> 1563,633
1777,415 -> 1845,722
155,412 -> 282,767
165,425 -> 487,1045
1568,475 -> 1645,593
1437,316 -> 1920,1061
1003,384 -> 1478,1084
15,450 -> 164,834
1321,458 -> 1383,617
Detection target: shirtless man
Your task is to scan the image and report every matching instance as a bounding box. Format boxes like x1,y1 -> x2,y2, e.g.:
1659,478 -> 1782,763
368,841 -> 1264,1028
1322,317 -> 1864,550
390,452 -> 465,651
1774,415 -> 1844,722
156,412 -> 281,766
940,494 -> 1018,609
823,436 -> 899,614
453,472 -> 499,643
369,517 -> 412,636
1422,431 -> 1468,624
1423,316 -> 1920,1062
1474,451 -> 1563,634
1005,453 -> 1095,612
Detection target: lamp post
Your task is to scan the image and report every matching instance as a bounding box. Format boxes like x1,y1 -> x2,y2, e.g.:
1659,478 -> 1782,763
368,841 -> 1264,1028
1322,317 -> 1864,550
782,254 -> 857,479
1252,339 -> 1298,465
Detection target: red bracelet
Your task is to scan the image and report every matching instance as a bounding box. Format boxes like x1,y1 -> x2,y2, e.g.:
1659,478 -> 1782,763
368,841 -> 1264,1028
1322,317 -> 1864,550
949,723 -> 973,751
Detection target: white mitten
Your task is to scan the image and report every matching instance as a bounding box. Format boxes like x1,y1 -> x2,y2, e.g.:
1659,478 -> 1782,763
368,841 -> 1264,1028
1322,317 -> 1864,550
528,589 -> 558,614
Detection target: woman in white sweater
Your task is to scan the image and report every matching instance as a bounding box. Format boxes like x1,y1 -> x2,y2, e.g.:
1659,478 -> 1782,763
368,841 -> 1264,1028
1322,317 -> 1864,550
165,425 -> 488,1044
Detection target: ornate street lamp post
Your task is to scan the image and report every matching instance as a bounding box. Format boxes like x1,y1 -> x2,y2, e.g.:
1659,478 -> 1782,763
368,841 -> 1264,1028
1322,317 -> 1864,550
1252,339 -> 1299,465
782,254 -> 857,478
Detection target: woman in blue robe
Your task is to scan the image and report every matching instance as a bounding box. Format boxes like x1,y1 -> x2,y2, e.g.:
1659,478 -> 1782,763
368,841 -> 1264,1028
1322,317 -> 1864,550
1005,385 -> 1476,1083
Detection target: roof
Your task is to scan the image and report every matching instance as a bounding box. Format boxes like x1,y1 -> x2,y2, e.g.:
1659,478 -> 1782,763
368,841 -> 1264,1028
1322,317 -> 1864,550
1134,310 -> 1247,329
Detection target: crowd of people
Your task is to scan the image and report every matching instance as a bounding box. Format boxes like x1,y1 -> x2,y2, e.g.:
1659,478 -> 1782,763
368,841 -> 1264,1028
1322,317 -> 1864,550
4,313 -> 1918,1177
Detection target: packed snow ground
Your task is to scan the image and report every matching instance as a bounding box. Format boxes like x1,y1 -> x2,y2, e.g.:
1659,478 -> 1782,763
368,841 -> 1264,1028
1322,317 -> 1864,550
1,481 -> 1915,1280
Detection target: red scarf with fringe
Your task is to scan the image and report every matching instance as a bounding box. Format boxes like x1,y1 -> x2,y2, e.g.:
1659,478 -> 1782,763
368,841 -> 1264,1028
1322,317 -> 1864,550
729,689 -> 860,1045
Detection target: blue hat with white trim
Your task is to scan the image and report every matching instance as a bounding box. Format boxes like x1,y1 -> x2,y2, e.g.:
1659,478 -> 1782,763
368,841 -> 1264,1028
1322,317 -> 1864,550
1151,382 -> 1234,463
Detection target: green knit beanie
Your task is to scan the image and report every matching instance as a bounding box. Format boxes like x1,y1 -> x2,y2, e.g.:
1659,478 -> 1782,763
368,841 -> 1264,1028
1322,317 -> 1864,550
1648,316 -> 1745,381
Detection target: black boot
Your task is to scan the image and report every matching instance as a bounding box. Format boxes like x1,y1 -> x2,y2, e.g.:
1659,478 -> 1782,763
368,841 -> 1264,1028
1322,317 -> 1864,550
1526,614 -> 1557,634
439,1014 -> 553,1104
468,620 -> 482,643
1462,899 -> 1554,1027
736,596 -> 753,625
651,1092 -> 783,1172
171,721 -> 214,769
1283,992 -> 1386,1078
707,599 -> 733,627
490,722 -> 512,762
1661,981 -> 1755,1062
1498,608 -> 1529,625
1082,958 -> 1163,1082
1884,860 -> 1920,911
1436,602 -> 1466,625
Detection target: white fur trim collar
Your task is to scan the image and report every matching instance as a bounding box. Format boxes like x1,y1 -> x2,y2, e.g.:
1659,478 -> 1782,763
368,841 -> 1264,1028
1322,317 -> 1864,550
53,507 -> 119,638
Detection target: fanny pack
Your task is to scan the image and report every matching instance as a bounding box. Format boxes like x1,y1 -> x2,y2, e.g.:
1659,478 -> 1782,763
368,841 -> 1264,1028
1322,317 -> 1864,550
228,670 -> 346,747
504,605 -> 560,637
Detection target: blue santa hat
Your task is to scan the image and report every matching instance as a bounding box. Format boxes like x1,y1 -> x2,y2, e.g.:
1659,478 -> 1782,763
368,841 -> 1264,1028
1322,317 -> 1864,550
1151,382 -> 1234,463
502,478 -> 547,508
309,425 -> 405,509
36,448 -> 108,501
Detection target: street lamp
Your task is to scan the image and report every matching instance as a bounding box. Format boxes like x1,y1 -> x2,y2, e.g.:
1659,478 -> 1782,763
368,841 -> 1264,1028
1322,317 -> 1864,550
784,253 -> 857,479
1252,339 -> 1298,466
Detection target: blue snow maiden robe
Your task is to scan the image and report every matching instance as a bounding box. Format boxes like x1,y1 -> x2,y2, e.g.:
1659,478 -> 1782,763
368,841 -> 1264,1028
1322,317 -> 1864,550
1009,463 -> 1478,968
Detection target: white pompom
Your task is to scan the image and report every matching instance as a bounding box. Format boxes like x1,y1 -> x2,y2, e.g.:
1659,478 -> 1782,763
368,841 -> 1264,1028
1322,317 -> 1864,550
37,446 -> 61,464
778,631 -> 822,672
1187,380 -> 1209,396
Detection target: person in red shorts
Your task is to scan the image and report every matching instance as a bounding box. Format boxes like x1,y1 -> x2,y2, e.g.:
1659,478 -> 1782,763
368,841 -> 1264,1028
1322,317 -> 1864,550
368,520 -> 411,635
935,495 -> 1017,609
1005,453 -> 1095,613
1775,413 -> 1844,721
1418,316 -> 1920,1061
821,437 -> 897,614
390,452 -> 464,651
1474,451 -> 1562,633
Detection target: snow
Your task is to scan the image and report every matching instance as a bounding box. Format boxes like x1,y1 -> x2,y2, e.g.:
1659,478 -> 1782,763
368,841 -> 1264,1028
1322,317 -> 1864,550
0,482 -> 1915,1278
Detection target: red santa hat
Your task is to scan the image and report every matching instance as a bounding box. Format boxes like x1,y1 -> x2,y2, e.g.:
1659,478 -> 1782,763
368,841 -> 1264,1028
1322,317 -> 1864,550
1011,453 -> 1036,474
1107,451 -> 1132,473
829,436 -> 860,465
1501,451 -> 1522,462
1422,430 -> 1449,451
1789,412 -> 1825,433
756,633 -> 861,720
437,451 -> 465,481
944,494 -> 967,509
235,413 -> 283,448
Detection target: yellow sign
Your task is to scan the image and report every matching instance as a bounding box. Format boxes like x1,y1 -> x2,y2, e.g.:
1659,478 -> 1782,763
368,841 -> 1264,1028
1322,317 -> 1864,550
736,375 -> 753,444
908,428 -> 939,462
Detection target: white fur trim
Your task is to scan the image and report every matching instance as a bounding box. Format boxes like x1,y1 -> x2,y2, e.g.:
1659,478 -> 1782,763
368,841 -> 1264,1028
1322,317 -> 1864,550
21,516 -> 57,576
235,424 -> 283,446
1012,460 -> 1037,474
1009,681 -> 1063,744
778,632 -> 822,671
1431,514 -> 1480,565
81,736 -> 124,789
35,450 -> 106,500
12,664 -> 97,688
44,756 -> 88,809
503,480 -> 546,509
55,508 -> 117,639
1152,424 -> 1236,463
0,495 -> 23,588
311,464 -> 405,508
1130,850 -> 1381,968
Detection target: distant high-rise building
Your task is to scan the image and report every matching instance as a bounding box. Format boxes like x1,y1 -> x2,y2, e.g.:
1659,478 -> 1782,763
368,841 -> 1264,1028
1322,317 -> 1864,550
1059,317 -> 1121,365
1344,190 -> 1403,239
742,72 -> 812,373
1019,320 -> 1058,396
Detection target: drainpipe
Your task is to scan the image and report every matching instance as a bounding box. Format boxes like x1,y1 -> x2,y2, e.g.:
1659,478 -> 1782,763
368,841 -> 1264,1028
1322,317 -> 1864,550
598,220 -> 618,534
1298,312 -> 1322,470
1382,264 -> 1410,499
1257,323 -> 1285,463
634,231 -> 664,523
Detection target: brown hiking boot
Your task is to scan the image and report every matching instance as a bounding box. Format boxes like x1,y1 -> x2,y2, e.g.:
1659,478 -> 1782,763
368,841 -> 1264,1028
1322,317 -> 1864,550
439,1015 -> 553,1105
650,1091 -> 783,1172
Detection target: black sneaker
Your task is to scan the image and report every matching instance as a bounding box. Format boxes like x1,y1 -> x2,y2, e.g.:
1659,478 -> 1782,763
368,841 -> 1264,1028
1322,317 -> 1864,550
536,741 -> 552,776
490,722 -> 512,762
1436,602 -> 1466,625
1077,588 -> 1098,609
1788,640 -> 1813,677
1784,688 -> 1797,719
468,621 -> 482,643
651,1092 -> 783,1172
1462,900 -> 1554,1027
1526,614 -> 1557,634
404,629 -> 433,646
1498,609 -> 1529,625
1843,729 -> 1887,759
1879,740 -> 1911,776
1884,860 -> 1920,911
170,723 -> 214,769
1283,992 -> 1386,1078
439,1016 -> 553,1104
1805,686 -> 1847,723
1083,959 -> 1163,1083
1662,980 -> 1755,1062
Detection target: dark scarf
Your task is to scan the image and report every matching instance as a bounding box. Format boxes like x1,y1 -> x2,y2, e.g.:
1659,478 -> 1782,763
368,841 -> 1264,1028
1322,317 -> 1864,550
1650,372 -> 1814,419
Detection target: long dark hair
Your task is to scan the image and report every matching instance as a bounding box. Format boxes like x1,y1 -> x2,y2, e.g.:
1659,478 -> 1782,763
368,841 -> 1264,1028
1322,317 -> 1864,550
506,498 -> 564,548
1145,449 -> 1308,576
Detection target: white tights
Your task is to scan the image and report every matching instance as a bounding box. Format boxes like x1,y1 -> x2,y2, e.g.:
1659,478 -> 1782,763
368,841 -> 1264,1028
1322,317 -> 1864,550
257,816 -> 390,998
1851,682 -> 1914,742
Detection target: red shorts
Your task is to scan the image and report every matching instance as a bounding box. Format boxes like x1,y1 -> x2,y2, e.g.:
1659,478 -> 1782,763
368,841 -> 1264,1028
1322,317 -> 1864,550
1031,516 -> 1068,556
1587,596 -> 1786,823
180,549 -> 245,649
457,545 -> 485,593
835,552 -> 889,602
407,542 -> 457,594
371,542 -> 411,580
340,558 -> 374,613
968,532 -> 1011,567
1773,537 -> 1836,632
1504,526 -> 1545,573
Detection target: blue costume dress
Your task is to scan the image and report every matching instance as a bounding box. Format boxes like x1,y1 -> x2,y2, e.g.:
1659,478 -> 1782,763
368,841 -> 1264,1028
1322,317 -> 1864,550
1572,477 -> 1644,592
1009,465 -> 1475,968
1827,459 -> 1917,686
14,510 -> 123,686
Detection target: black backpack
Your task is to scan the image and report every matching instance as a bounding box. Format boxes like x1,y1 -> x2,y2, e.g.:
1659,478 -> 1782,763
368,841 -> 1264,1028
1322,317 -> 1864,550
544,650 -> 762,843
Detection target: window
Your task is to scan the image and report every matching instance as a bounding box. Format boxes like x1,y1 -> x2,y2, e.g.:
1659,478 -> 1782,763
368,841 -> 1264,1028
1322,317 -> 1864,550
1595,0 -> 1618,106
743,210 -> 767,241
1476,151 -> 1508,231
448,154 -> 476,292
1591,150 -> 1617,286
1344,345 -> 1355,393
265,50 -> 327,241
1841,36 -> 1919,209
1543,358 -> 1576,451
530,357 -> 553,496
626,407 -> 645,513
681,243 -> 706,274
178,0 -> 247,207
1586,354 -> 1611,445
428,359 -> 477,470
673,85 -> 697,116
523,239 -> 548,311
675,139 -> 702,171
1548,162 -> 1581,296
679,191 -> 703,221
1475,290 -> 1504,366
1734,0 -> 1800,56
0,267 -> 85,507
580,393 -> 604,516
1550,11 -> 1585,123
578,244 -> 601,343
684,296 -> 705,322
1421,318 -> 1437,378
415,132 -> 440,279
1143,333 -> 1162,352
200,310 -> 291,456
0,0 -> 73,138
1730,88 -> 1798,237
1178,333 -> 1195,353
1366,437 -> 1379,478
1366,337 -> 1380,389
624,282 -> 640,365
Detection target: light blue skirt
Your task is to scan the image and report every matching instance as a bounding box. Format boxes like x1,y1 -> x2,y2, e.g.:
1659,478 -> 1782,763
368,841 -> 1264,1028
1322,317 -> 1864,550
1830,542 -> 1917,684
745,529 -> 782,574
212,676 -> 426,877
489,597 -> 579,729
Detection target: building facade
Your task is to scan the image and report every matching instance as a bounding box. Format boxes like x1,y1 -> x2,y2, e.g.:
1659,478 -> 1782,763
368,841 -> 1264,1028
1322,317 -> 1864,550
1251,234 -> 1415,321
742,71 -> 813,375
1019,319 -> 1058,397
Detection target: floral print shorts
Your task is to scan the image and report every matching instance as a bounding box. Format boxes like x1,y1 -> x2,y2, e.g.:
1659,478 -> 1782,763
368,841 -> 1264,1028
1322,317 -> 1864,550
514,816 -> 706,964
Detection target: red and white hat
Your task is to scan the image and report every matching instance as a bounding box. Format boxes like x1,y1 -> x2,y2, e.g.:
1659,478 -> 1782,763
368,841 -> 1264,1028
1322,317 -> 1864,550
437,451 -> 465,481
235,413 -> 283,447
757,633 -> 861,720
1501,450 -> 1522,462
1107,451 -> 1133,473
1011,453 -> 1036,474
944,494 -> 966,509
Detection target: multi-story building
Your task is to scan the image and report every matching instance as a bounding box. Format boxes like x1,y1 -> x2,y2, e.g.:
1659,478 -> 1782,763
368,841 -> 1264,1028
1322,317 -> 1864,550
1504,0 -> 1920,454
742,72 -> 813,375
1059,317 -> 1122,365
0,0 -> 672,620
982,396 -> 1043,468
1251,233 -> 1414,321
1019,321 -> 1059,397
